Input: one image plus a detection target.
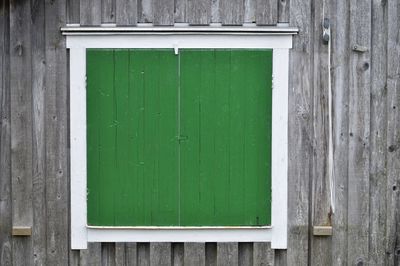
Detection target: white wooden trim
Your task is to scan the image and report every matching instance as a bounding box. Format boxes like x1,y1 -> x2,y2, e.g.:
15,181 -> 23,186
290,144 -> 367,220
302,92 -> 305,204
68,33 -> 291,250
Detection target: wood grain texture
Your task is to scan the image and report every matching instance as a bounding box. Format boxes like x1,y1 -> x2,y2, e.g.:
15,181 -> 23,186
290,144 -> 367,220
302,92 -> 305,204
102,0 -> 116,23
244,0 -> 256,23
153,0 -> 174,25
256,0 -> 278,25
137,243 -> 150,266
10,0 -> 33,264
137,0 -> 153,23
253,242 -> 274,266
238,243 -> 253,266
44,0 -> 69,264
386,0 -> 400,265
67,0 -> 80,24
80,0 -> 101,25
347,0 -> 371,265
116,0 -> 137,25
220,0 -> 244,25
184,243 -> 205,266
172,243 -> 184,266
0,1 -> 12,265
150,243 -> 171,266
187,0 -> 211,25
217,243 -> 238,266
205,243 -> 217,266
175,0 -> 187,22
278,0 -> 289,23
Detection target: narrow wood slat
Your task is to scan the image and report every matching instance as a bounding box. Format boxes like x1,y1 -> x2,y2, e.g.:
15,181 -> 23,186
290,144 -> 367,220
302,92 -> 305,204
244,0 -> 256,23
102,243 -> 116,266
115,243 -> 126,266
80,0 -> 101,25
67,0 -> 80,24
137,0 -> 153,23
137,243 -> 150,266
347,0 -> 372,265
102,0 -> 116,23
253,242 -> 274,266
386,0 -> 400,264
255,0 -> 278,25
205,243 -> 217,266
0,2 -> 12,266
172,243 -> 184,266
44,0 -> 69,264
331,0 -> 350,264
274,250 -> 287,266
80,243 -> 102,265
153,0 -> 174,25
126,243 -> 138,266
211,0 -> 220,23
217,243 -> 238,266
238,243 -> 253,266
220,0 -> 244,25
150,243 -> 171,266
187,0 -> 211,25
10,0 -> 34,264
287,0 -> 313,265
278,0 -> 289,23
184,243 -> 205,266
116,0 -> 137,25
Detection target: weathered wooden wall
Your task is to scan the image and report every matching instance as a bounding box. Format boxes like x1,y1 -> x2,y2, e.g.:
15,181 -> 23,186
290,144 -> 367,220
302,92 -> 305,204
0,0 -> 399,265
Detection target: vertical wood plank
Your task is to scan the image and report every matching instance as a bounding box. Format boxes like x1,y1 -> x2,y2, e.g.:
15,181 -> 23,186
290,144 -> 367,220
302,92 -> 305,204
211,0 -> 220,23
115,243 -> 126,266
220,0 -> 244,25
172,243 -> 184,266
80,243 -> 102,265
386,0 -> 400,264
187,0 -> 211,25
274,250 -> 287,266
80,0 -> 101,25
175,0 -> 187,23
44,0 -> 68,264
126,243 -> 138,266
10,0 -> 33,263
278,0 -> 289,23
331,0 -> 350,265
67,0 -> 80,24
0,1 -> 12,265
137,243 -> 150,266
216,243 -> 238,266
102,0 -> 116,23
150,243 -> 171,266
238,243 -> 253,266
153,0 -> 174,25
184,243 -> 205,266
137,0 -> 153,23
347,0 -> 372,265
310,0 -> 332,265
369,0 -> 388,265
244,0 -> 256,23
116,0 -> 137,25
253,242 -> 274,266
255,0 -> 278,25
287,0 -> 313,264
31,0 -> 46,265
205,243 -> 217,266
102,243 -> 116,266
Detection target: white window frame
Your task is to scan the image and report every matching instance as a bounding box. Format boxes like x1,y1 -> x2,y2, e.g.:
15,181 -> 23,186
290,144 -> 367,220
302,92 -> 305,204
64,26 -> 296,250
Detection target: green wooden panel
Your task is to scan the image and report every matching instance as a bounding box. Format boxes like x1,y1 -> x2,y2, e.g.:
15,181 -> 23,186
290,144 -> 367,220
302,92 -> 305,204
180,49 -> 272,225
87,49 -> 272,226
87,49 -> 179,226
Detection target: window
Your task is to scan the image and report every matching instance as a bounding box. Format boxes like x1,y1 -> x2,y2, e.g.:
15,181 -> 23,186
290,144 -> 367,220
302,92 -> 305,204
65,27 -> 296,249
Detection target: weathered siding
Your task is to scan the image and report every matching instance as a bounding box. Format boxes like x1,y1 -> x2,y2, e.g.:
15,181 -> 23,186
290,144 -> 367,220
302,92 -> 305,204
0,0 -> 400,265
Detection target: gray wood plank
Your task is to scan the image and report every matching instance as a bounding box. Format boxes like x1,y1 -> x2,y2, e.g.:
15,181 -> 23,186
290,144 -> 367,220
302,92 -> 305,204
211,0 -> 220,23
386,0 -> 400,265
126,243 -> 138,266
187,0 -> 211,25
153,0 -> 174,25
80,0 -> 101,25
347,0 -> 372,265
0,1 -> 12,265
102,0 -> 116,23
137,243 -> 150,266
369,0 -> 388,265
102,243 -> 116,266
244,0 -> 256,23
175,0 -> 187,23
31,0 -> 47,265
137,0 -> 153,23
278,0 -> 289,23
115,243 -> 126,266
80,243 -> 102,266
220,0 -> 244,25
67,0 -> 80,24
274,250 -> 287,266
10,0 -> 34,263
310,0 -> 332,265
116,0 -> 137,25
238,243 -> 252,266
253,242 -> 274,266
287,0 -> 313,265
172,243 -> 184,266
255,0 -> 278,25
150,243 -> 171,266
44,0 -> 69,264
184,243 -> 205,266
216,243 -> 238,266
205,243 -> 217,266
331,0 -> 350,265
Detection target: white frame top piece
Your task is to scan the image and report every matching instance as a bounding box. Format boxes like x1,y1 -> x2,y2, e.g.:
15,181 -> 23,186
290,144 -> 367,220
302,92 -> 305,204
65,26 -> 295,250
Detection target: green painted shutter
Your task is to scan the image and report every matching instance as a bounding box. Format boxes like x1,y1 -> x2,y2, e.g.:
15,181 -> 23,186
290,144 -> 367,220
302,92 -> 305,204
87,49 -> 272,226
